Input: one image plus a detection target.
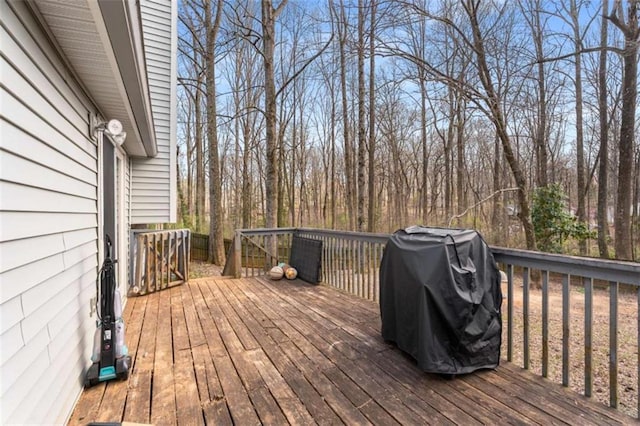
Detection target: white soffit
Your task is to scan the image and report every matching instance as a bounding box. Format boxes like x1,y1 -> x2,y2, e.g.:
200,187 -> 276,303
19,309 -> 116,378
31,0 -> 150,157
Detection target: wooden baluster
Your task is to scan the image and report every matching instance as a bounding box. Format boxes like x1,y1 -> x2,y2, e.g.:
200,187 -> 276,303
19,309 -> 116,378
507,264 -> 514,363
134,233 -> 143,295
145,234 -> 152,295
168,231 -> 173,286
523,267 -> 530,369
609,281 -> 618,408
542,270 -> 549,377
562,274 -> 571,387
184,230 -> 189,282
585,277 -> 593,397
150,232 -> 160,291
158,232 -> 163,289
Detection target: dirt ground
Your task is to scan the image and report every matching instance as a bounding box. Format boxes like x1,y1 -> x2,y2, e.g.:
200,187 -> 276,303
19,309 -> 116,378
189,260 -> 223,278
188,261 -> 638,418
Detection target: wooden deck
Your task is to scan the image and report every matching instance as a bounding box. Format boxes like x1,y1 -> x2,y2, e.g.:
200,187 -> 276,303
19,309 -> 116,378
69,277 -> 634,425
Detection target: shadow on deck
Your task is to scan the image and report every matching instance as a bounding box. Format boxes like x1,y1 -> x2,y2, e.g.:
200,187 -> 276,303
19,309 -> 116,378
69,277 -> 633,425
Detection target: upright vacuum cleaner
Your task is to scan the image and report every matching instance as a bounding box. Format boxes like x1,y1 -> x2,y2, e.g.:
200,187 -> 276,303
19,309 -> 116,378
85,235 -> 131,387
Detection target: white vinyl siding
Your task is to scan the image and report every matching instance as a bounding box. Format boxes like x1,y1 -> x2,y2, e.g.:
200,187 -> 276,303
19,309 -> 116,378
116,150 -> 130,301
0,1 -> 109,423
131,0 -> 176,224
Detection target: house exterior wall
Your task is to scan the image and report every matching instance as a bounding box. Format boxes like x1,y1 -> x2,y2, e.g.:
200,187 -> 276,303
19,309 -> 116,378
130,0 -> 177,224
0,1 -> 128,423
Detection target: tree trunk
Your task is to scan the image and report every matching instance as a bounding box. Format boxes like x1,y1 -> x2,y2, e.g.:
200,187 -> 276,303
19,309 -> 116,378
289,81 -> 298,227
456,101 -> 466,215
420,76 -> 429,225
492,135 -> 503,245
233,52 -> 241,230
570,0 -> 587,255
205,0 -> 225,265
634,149 -> 640,256
597,0 -> 610,258
356,0 -> 366,232
613,44 -> 637,260
184,96 -> 193,221
195,74 -> 205,233
367,0 -> 377,232
242,117 -> 252,229
444,94 -> 454,220
532,1 -> 548,187
331,88 -> 337,229
176,146 -> 189,226
337,1 -> 355,229
609,0 -> 638,260
262,0 -> 285,231
277,139 -> 286,227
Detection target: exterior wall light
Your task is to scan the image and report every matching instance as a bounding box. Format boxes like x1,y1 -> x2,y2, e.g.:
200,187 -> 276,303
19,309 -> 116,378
93,118 -> 127,146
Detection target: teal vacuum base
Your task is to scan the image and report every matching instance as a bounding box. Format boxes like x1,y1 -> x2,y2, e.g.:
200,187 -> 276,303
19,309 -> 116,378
84,356 -> 131,388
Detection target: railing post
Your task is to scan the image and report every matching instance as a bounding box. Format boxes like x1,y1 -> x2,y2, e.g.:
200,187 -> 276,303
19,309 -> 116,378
542,270 -> 549,378
584,277 -> 593,397
234,230 -> 242,278
507,264 -> 514,363
185,229 -> 190,281
134,233 -> 144,295
609,281 -> 618,408
523,267 -> 530,370
562,274 -> 570,387
146,233 -> 152,293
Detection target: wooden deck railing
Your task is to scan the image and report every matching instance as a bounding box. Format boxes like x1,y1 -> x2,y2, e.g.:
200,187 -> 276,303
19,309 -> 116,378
224,226 -> 640,417
129,229 -> 190,296
225,228 -> 296,278
490,247 -> 639,412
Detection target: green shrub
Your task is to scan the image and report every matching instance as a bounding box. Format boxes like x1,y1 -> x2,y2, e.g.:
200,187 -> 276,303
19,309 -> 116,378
532,184 -> 594,253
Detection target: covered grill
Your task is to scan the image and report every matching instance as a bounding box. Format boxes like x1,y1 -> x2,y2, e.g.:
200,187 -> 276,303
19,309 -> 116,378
379,226 -> 502,375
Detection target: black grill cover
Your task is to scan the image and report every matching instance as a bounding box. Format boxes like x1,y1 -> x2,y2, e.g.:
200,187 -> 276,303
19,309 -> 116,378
380,226 -> 502,375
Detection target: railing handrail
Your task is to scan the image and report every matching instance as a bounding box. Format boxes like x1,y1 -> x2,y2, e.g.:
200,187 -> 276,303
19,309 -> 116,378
234,227 -> 639,286
490,246 -> 640,286
236,227 -> 297,236
132,228 -> 191,233
296,227 -> 391,244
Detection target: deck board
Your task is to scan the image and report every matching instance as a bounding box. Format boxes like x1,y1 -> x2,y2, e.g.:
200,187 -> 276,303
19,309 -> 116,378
69,276 -> 635,425
151,288 -> 177,426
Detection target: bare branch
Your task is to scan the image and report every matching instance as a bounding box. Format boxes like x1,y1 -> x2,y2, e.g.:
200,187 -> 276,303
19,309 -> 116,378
448,188 -> 520,227
533,45 -> 624,64
273,0 -> 288,18
275,33 -> 335,99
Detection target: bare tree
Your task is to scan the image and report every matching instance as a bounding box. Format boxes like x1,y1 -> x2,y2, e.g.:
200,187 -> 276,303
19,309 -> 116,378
177,2 -> 206,232
520,0 -> 549,187
383,1 -> 537,248
195,70 -> 205,233
205,0 -> 225,265
367,0 -> 377,232
335,0 -> 356,229
262,0 -> 287,233
608,0 -> 639,260
598,0 -> 611,258
356,0 -> 365,231
570,0 -> 588,255
402,8 -> 431,224
260,2 -> 331,231
464,0 -> 536,249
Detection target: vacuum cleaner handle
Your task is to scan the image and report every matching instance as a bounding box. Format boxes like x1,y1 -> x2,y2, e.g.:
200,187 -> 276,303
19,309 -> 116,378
105,234 -> 113,260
